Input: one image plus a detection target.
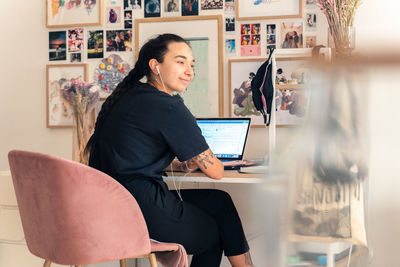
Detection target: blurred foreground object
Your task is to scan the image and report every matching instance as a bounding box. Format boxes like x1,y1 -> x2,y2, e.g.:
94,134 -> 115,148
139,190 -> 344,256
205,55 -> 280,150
288,60 -> 369,246
252,54 -> 400,266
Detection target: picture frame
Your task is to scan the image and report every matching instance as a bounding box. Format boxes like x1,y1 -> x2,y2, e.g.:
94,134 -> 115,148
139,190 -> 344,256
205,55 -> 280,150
135,15 -> 224,117
46,64 -> 88,128
229,56 -> 310,127
280,21 -> 304,49
46,0 -> 103,28
236,0 -> 303,20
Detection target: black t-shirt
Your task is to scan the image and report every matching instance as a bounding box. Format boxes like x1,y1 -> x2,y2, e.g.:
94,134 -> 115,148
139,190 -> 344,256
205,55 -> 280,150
89,82 -> 209,182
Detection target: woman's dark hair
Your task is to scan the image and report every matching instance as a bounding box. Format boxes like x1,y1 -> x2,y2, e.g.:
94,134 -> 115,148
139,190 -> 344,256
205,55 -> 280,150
83,33 -> 187,164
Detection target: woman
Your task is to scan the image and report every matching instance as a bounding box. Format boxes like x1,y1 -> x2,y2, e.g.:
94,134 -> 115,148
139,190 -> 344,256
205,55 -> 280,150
85,34 -> 253,267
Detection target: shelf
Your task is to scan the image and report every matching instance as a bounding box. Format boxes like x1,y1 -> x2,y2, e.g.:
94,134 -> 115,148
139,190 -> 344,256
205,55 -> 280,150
276,84 -> 307,89
307,246 -> 369,267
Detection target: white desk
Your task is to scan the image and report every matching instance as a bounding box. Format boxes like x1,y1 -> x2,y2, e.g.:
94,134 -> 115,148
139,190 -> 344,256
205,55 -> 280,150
163,171 -> 265,184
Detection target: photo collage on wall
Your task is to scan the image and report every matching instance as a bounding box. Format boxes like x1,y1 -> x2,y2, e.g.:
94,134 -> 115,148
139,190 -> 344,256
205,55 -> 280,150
48,0 -> 321,64
47,0 -> 326,119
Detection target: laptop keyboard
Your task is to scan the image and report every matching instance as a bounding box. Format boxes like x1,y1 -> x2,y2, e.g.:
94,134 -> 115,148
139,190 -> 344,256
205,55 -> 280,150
222,160 -> 260,170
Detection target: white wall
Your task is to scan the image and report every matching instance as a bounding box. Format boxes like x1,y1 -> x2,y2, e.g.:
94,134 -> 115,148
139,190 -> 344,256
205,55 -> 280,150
1,1 -> 400,267
0,1 -> 72,170
365,67 -> 400,266
354,3 -> 400,265
355,0 -> 400,52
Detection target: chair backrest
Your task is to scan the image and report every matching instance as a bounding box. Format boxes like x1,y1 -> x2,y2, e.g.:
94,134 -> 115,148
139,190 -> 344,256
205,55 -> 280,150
8,150 -> 151,265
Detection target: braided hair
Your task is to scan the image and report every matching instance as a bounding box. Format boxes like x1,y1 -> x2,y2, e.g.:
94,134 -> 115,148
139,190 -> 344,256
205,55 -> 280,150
83,33 -> 187,163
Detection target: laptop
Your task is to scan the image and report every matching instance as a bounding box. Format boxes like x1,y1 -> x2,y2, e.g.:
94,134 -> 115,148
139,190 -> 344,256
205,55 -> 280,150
196,118 -> 257,170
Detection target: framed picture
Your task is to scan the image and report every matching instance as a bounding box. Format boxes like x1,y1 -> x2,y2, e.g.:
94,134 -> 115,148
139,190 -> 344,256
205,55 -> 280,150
236,0 -> 303,20
281,21 -> 304,49
46,0 -> 103,28
229,56 -> 310,127
46,64 -> 88,128
135,15 -> 223,117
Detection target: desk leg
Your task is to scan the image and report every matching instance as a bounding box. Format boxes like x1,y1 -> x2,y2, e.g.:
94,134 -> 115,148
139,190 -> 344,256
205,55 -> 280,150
327,245 -> 335,267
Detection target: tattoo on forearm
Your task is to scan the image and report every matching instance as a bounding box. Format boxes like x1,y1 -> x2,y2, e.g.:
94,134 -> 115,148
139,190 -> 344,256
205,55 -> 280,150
244,252 -> 254,266
194,150 -> 215,169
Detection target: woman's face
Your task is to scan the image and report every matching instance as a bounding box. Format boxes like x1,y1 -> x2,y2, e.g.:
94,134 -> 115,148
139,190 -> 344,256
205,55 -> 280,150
157,42 -> 194,95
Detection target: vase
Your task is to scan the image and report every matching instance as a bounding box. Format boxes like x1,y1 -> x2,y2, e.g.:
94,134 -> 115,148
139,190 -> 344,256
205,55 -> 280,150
72,108 -> 96,164
328,26 -> 356,58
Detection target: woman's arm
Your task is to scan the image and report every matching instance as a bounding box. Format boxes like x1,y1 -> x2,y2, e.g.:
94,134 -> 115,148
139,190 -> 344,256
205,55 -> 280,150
165,149 -> 224,179
191,148 -> 224,180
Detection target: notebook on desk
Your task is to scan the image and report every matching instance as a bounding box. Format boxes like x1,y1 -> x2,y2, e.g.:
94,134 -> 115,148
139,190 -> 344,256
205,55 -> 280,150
196,118 -> 258,170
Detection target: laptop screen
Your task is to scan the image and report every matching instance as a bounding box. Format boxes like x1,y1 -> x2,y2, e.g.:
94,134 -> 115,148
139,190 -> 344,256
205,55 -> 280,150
196,118 -> 251,161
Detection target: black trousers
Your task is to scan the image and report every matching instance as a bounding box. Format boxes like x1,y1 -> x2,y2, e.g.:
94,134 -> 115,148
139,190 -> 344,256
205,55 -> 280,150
122,178 -> 249,267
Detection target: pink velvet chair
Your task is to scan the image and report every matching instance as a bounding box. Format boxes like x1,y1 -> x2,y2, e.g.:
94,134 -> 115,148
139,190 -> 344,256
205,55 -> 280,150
8,150 -> 188,267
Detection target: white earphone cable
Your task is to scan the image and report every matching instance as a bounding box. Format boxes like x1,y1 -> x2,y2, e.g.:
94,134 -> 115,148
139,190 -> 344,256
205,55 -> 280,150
170,161 -> 196,202
157,66 -> 168,94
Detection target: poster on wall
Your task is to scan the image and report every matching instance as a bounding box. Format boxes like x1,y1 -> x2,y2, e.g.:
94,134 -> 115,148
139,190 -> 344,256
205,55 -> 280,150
105,6 -> 123,25
201,0 -> 223,10
281,21 -> 303,49
68,28 -> 84,52
94,54 -> 132,99
124,10 -> 133,28
266,24 -> 276,52
46,0 -> 102,28
124,0 -> 142,9
305,35 -> 316,48
229,57 -> 311,126
240,23 -> 261,56
225,0 -> 235,12
305,13 -> 317,31
163,0 -> 180,17
225,39 -> 236,56
237,0 -> 302,20
105,30 -> 133,52
49,31 -> 67,61
70,53 -> 82,62
144,0 -> 161,17
182,0 -> 199,16
225,17 -> 235,33
87,30 -> 104,58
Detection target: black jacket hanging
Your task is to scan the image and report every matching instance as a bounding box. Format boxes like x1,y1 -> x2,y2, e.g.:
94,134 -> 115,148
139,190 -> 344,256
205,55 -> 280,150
251,48 -> 275,126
